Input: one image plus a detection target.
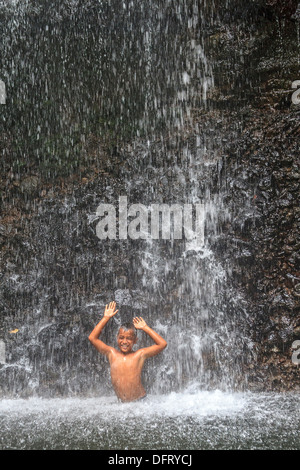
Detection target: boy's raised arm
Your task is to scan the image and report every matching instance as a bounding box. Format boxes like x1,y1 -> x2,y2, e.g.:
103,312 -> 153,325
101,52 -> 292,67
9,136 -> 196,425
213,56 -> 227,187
133,317 -> 167,358
88,301 -> 118,356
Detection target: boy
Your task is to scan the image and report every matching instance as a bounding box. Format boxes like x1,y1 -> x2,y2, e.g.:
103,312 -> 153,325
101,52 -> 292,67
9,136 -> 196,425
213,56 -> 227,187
88,301 -> 167,402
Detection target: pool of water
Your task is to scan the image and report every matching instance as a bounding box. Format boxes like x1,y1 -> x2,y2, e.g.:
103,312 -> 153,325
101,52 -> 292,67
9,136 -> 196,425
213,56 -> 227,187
0,388 -> 299,450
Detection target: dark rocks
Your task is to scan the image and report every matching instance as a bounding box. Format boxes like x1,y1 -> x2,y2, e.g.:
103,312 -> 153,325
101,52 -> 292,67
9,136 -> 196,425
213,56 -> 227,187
214,104 -> 300,391
19,175 -> 41,195
0,0 -> 299,396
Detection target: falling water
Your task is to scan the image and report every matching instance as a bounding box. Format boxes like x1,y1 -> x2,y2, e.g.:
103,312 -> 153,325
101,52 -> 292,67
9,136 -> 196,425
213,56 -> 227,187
0,0 -> 299,450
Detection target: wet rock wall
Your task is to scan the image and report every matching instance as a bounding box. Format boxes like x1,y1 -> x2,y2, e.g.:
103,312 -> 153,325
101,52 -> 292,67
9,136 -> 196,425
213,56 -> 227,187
0,0 -> 299,394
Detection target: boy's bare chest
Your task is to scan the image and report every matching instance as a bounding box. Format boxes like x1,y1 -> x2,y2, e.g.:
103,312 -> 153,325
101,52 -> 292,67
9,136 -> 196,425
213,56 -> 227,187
110,353 -> 141,373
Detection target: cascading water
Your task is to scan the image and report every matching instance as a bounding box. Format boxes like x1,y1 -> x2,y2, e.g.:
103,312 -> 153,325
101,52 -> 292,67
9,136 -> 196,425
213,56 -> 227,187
0,0 -> 299,451
0,0 -> 251,397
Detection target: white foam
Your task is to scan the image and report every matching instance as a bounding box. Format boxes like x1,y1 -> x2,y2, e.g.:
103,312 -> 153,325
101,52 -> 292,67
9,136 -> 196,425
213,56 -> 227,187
0,389 -> 246,421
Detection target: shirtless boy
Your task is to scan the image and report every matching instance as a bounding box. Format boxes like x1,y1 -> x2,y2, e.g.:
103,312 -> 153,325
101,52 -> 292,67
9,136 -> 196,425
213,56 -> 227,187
88,301 -> 167,402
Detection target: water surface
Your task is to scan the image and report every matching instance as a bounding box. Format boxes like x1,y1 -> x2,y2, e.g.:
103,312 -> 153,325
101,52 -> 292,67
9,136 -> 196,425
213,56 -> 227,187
1,389 -> 299,450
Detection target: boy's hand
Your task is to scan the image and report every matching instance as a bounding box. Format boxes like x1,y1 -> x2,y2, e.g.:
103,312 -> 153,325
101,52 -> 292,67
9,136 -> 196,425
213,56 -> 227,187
103,301 -> 118,318
133,317 -> 147,330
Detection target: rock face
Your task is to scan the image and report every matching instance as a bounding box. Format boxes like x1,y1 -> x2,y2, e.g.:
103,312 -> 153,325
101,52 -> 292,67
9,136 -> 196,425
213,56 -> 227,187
0,0 -> 299,395
212,107 -> 300,391
203,1 -> 300,390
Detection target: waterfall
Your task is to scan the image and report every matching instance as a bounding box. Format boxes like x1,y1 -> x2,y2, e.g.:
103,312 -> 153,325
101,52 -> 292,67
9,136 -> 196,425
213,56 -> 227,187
0,0 -> 256,398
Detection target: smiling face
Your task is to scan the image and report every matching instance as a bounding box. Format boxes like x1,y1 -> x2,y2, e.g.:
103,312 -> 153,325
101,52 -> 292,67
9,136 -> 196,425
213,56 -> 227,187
117,327 -> 137,354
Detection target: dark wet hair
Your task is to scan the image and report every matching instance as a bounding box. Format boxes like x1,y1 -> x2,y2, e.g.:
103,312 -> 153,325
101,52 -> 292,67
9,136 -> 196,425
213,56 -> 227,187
118,322 -> 137,336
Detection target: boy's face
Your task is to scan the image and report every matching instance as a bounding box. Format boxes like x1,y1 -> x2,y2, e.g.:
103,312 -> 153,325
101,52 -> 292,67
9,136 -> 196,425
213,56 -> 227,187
117,328 -> 137,354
